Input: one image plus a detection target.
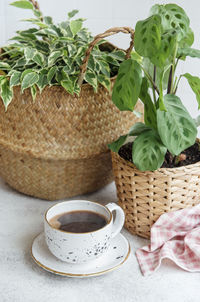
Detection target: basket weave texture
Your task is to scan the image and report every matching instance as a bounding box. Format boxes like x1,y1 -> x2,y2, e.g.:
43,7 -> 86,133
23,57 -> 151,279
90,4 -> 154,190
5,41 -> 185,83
0,84 -> 142,200
111,151 -> 200,239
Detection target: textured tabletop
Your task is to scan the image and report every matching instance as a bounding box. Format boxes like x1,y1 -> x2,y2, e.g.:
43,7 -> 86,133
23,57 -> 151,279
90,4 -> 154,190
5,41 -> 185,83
0,179 -> 199,302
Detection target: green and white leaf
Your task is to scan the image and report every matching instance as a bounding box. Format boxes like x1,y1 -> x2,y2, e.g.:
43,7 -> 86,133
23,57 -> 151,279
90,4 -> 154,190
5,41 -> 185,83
33,51 -> 45,66
61,78 -> 74,95
84,70 -> 98,92
24,47 -> 35,61
97,74 -> 111,91
70,20 -> 82,36
48,51 -> 62,67
21,71 -> 39,92
157,94 -> 197,155
37,70 -> 48,93
112,58 -> 142,111
0,78 -> 13,110
47,66 -> 57,83
0,62 -> 11,70
68,10 -> 79,19
10,1 -> 33,10
10,71 -> 21,87
30,84 -> 37,101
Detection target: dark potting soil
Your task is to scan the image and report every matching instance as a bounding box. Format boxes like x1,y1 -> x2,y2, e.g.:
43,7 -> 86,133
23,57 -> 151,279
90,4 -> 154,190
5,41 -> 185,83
118,141 -> 200,169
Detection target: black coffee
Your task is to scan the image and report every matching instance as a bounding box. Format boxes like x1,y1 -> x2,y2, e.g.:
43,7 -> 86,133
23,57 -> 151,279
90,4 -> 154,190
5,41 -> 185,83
49,210 -> 107,233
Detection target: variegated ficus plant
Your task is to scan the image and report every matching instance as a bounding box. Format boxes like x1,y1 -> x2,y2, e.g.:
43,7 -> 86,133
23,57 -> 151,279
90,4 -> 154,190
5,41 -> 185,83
0,0 -> 125,109
109,3 -> 200,171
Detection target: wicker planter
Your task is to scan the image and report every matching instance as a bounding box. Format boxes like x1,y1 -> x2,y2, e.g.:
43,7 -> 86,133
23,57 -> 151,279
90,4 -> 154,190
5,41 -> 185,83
111,151 -> 200,239
0,27 -> 143,200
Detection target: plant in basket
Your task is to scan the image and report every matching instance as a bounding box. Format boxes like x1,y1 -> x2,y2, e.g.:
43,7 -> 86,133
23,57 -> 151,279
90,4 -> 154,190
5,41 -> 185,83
109,3 -> 200,238
0,0 -> 141,200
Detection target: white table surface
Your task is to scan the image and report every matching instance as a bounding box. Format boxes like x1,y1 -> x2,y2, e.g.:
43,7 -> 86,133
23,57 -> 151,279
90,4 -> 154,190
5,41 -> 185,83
0,179 -> 200,302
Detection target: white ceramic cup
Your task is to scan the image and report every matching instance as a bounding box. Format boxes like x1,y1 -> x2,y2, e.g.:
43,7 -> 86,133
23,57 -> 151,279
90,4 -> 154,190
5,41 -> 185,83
44,200 -> 125,263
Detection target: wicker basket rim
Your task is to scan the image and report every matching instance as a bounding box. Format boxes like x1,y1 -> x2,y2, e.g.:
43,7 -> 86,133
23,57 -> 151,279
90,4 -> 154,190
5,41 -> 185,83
112,148 -> 200,174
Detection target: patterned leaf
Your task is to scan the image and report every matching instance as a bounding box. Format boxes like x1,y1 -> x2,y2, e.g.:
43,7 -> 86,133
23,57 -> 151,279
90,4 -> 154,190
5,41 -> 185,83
157,94 -> 197,155
132,130 -> 167,171
112,59 -> 142,111
134,15 -> 161,58
150,4 -> 190,41
183,73 -> 200,108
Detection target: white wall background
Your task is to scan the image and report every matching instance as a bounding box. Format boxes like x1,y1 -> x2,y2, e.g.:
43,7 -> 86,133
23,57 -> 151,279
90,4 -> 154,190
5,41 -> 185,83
1,0 -> 200,123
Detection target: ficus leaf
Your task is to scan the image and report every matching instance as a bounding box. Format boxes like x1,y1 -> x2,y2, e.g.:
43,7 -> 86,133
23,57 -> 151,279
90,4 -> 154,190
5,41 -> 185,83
157,94 -> 197,155
112,59 -> 142,111
0,62 -> 11,70
37,70 -> 48,93
97,74 -> 111,92
48,51 -> 62,67
134,14 -> 161,59
0,78 -> 13,110
132,129 -> 167,171
24,47 -> 35,61
47,66 -> 57,83
70,20 -> 82,36
10,1 -> 33,10
21,72 -> 39,92
68,10 -> 79,19
30,84 -> 37,101
10,71 -> 21,87
84,70 -> 98,92
61,78 -> 74,95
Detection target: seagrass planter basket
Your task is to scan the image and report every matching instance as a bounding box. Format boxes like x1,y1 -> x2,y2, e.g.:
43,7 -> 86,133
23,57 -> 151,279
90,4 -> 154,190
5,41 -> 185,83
111,151 -> 200,239
0,27 -> 142,200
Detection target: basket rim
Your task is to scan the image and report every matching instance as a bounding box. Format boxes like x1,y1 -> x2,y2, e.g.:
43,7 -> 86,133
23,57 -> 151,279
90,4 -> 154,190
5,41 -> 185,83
111,146 -> 200,174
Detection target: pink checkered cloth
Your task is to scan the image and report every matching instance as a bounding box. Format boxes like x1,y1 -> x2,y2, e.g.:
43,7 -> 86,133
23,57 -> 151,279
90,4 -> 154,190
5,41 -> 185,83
136,205 -> 200,276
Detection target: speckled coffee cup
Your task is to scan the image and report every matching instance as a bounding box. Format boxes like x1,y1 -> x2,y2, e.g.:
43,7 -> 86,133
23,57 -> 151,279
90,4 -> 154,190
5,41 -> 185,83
44,200 -> 125,263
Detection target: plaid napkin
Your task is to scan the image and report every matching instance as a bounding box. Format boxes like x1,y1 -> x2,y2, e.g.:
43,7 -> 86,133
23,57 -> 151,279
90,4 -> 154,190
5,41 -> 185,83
136,205 -> 200,276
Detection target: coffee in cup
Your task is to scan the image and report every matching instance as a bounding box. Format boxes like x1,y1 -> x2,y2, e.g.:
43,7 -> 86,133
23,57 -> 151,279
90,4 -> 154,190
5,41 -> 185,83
44,200 -> 125,263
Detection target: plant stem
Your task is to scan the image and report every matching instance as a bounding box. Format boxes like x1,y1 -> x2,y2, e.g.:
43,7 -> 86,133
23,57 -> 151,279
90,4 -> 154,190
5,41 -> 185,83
28,0 -> 43,21
173,75 -> 182,94
170,43 -> 178,94
152,65 -> 156,103
142,67 -> 160,95
167,66 -> 173,94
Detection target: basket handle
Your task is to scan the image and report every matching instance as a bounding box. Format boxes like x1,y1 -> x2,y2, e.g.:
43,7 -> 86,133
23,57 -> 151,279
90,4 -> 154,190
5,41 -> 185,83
77,26 -> 135,87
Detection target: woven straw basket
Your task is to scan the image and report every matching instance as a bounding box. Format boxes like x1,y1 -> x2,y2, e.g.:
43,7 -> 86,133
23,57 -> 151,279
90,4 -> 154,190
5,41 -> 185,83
111,151 -> 200,239
0,27 -> 142,200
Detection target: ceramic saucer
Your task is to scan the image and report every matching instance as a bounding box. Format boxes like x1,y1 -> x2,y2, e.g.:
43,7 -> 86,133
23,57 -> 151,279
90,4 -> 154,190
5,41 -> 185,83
31,232 -> 130,278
